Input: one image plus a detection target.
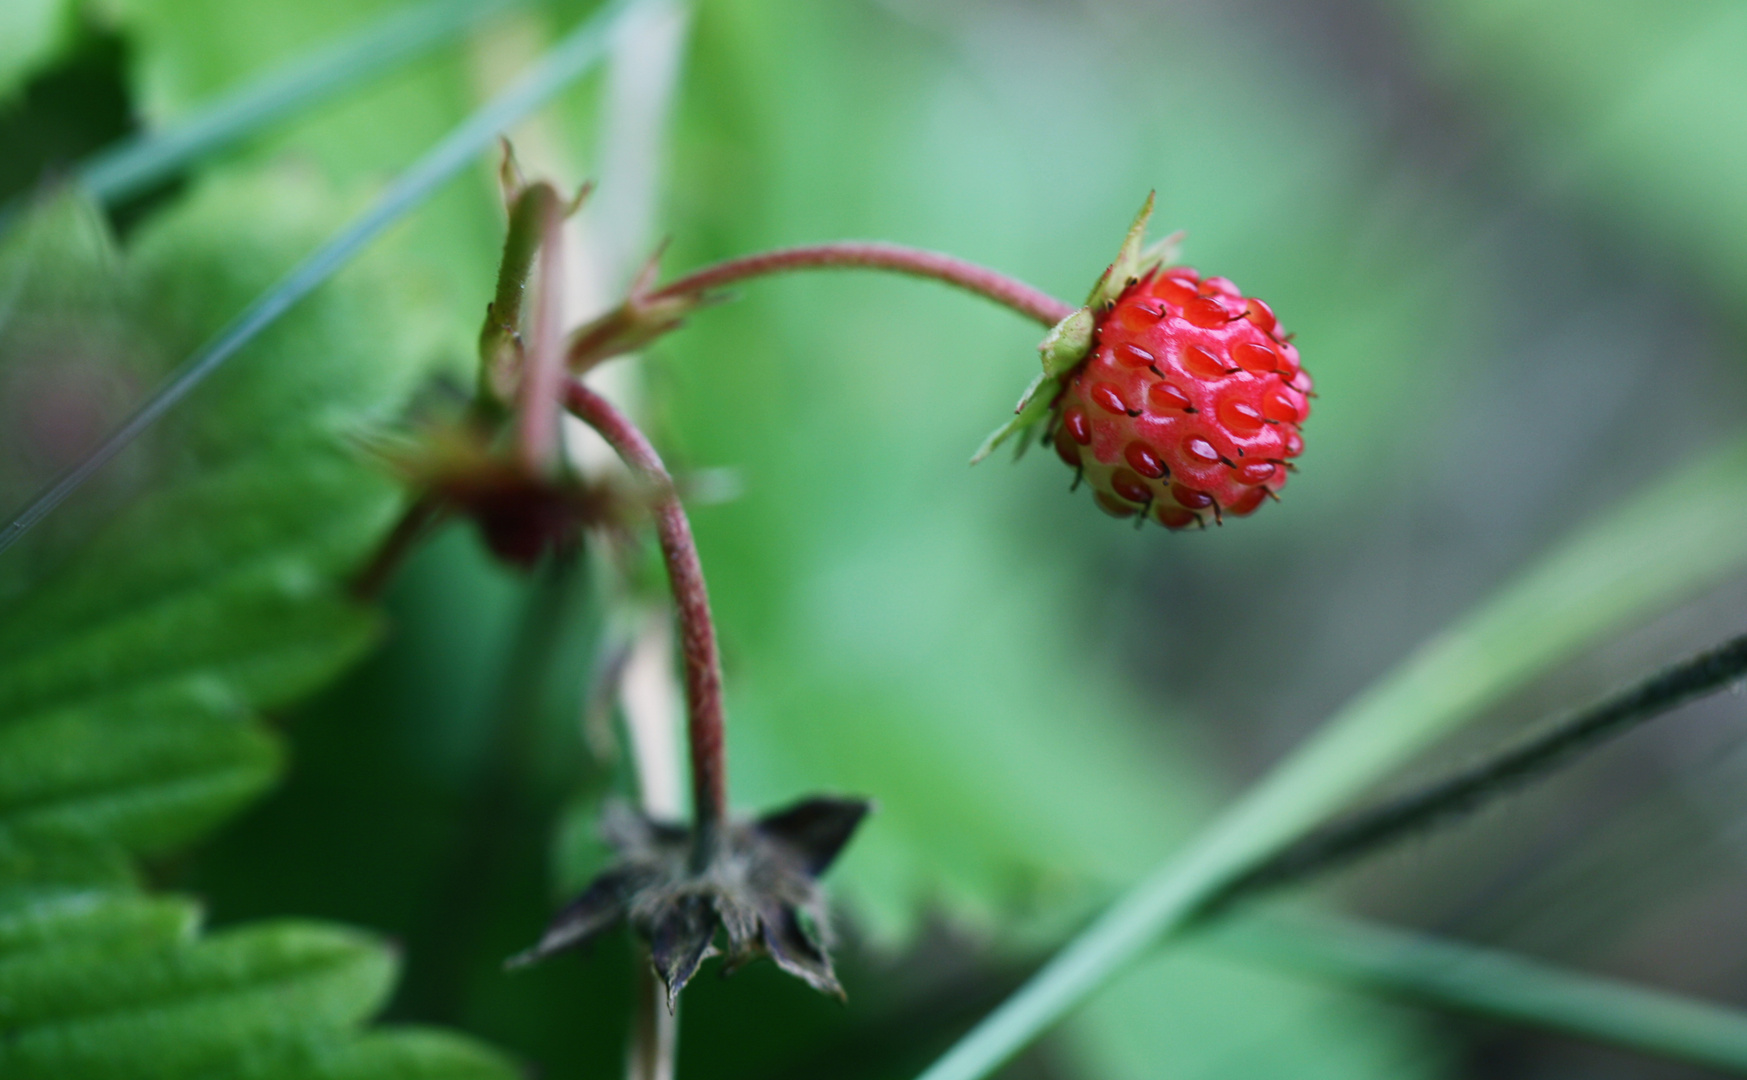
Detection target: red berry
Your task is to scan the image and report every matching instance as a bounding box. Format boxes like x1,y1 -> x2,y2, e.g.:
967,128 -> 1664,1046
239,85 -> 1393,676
1051,268 -> 1306,529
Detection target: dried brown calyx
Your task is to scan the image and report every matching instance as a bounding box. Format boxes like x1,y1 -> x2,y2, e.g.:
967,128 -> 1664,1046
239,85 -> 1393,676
509,796 -> 871,1008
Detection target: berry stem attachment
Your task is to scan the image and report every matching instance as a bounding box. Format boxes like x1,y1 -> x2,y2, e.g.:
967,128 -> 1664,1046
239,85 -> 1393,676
563,378 -> 729,846
649,242 -> 1075,328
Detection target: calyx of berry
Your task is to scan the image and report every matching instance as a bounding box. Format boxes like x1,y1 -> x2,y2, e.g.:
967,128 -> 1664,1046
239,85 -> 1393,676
972,193 -> 1176,464
508,796 -> 871,1009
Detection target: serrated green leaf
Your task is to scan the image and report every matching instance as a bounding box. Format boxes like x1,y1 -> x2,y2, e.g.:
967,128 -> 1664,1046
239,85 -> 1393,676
0,919 -> 523,1079
0,827 -> 134,904
0,892 -> 198,959
0,173 -> 431,856
0,832 -> 520,1080
0,19 -> 606,1080
0,685 -> 282,852
0,920 -> 393,1028
0,923 -> 391,1078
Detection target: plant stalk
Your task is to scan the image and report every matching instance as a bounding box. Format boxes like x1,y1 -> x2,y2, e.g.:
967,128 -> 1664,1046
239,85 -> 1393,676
563,378 -> 728,842
1219,909 -> 1747,1073
650,242 -> 1075,328
351,492 -> 447,600
1205,629 -> 1747,911
626,959 -> 679,1080
518,187 -> 568,471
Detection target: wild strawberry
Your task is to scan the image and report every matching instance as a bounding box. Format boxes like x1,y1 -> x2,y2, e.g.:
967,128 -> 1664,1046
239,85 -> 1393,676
974,193 -> 1309,529
1049,266 -> 1308,527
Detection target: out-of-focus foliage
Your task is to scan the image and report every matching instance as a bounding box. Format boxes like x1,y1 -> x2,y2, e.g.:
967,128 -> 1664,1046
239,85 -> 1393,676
0,828 -> 518,1079
1404,0 -> 1747,302
0,0 -> 71,100
5,1 -> 1747,1079
0,165 -> 515,1077
0,180 -> 414,847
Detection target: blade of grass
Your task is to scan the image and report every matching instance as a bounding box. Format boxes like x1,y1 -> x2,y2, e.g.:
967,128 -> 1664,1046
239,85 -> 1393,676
62,0 -> 528,212
1209,629 -> 1747,908
0,0 -> 638,557
1218,910 -> 1747,1074
917,434 -> 1747,1080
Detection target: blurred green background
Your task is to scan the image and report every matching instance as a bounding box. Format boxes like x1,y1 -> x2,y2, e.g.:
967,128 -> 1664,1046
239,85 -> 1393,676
6,0 -> 1747,1077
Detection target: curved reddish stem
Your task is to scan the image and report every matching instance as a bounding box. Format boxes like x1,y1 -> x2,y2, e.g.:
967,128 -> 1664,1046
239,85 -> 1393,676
563,378 -> 728,837
651,242 -> 1076,328
560,243 -> 1071,843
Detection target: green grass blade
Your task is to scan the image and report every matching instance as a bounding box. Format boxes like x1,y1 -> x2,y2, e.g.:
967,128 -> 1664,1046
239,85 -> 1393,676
917,434 -> 1747,1080
1222,910 -> 1747,1073
1213,630 -> 1747,906
77,0 -> 529,208
0,0 -> 637,557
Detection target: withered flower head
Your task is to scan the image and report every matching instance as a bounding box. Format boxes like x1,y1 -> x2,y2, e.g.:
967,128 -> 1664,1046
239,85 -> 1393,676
367,417 -> 643,568
509,796 -> 871,1008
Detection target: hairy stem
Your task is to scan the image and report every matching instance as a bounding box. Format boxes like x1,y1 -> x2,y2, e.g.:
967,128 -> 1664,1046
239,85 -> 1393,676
563,378 -> 728,839
650,242 -> 1075,328
1204,630 -> 1747,913
518,186 -> 568,471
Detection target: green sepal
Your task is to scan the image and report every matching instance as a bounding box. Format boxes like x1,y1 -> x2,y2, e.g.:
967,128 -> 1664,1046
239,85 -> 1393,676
1141,228 -> 1186,274
974,190 -> 1180,467
1039,307 -> 1095,377
1086,191 -> 1157,310
970,372 -> 1060,465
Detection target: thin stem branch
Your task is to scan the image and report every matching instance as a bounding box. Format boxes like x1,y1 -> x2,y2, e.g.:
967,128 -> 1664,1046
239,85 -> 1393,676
1204,630 -> 1747,913
1217,909 -> 1747,1073
650,242 -> 1076,328
626,959 -> 679,1080
351,493 -> 447,600
518,187 -> 568,471
563,378 -> 728,838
